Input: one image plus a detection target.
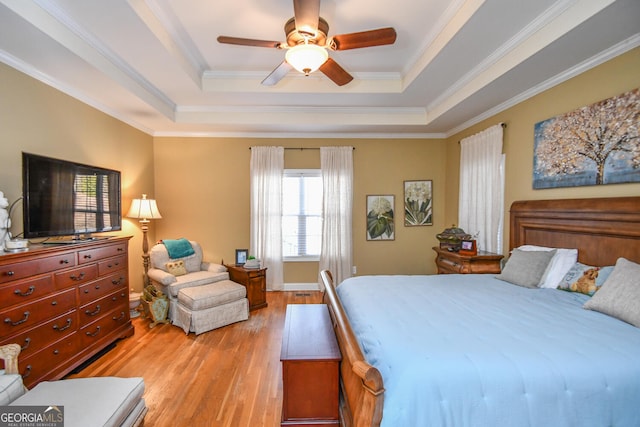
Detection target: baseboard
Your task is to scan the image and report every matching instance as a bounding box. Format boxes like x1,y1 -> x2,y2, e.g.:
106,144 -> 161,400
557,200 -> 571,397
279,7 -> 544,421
283,282 -> 320,291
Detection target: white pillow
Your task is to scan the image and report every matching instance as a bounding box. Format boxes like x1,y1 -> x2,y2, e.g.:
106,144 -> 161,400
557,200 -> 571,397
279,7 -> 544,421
517,245 -> 578,288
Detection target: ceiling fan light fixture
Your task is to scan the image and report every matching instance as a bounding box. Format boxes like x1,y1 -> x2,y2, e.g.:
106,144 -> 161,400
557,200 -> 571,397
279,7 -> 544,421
285,43 -> 328,76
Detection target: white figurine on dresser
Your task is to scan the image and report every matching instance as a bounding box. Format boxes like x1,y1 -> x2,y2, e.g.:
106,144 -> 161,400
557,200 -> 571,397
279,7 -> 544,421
0,191 -> 10,251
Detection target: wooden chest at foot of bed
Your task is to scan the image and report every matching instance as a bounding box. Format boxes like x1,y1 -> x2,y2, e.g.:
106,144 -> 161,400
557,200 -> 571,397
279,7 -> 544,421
433,246 -> 503,274
280,304 -> 341,426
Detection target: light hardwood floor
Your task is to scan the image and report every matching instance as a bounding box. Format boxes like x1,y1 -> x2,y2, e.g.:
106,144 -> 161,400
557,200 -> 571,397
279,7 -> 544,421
69,291 -> 323,427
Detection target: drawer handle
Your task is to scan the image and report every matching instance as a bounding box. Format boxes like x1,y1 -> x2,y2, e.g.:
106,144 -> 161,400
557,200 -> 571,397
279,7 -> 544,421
22,365 -> 32,379
59,259 -> 70,264
112,312 -> 125,321
69,272 -> 86,281
112,277 -> 125,285
21,338 -> 31,351
85,326 -> 101,337
117,247 -> 124,252
14,286 -> 35,297
84,254 -> 92,259
85,305 -> 101,316
4,311 -> 30,326
53,318 -> 73,332
53,349 -> 59,355
5,271 -> 15,277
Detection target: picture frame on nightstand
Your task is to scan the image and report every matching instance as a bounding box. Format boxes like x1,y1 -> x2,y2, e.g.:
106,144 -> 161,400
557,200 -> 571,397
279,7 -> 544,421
459,239 -> 477,256
235,249 -> 248,265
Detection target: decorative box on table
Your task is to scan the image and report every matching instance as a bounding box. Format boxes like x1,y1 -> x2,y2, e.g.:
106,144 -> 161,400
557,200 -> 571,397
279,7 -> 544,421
436,226 -> 472,251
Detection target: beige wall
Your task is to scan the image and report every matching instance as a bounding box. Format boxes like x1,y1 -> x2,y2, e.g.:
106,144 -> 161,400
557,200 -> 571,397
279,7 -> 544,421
0,63 -> 155,292
153,137 -> 447,282
445,47 -> 640,255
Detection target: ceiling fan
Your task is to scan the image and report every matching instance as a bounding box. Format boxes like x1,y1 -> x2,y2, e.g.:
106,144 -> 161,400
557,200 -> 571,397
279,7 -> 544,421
217,0 -> 397,86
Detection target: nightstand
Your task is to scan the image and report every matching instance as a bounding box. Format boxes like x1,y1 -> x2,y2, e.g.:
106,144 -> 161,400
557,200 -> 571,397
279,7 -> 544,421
226,265 -> 268,311
433,246 -> 503,274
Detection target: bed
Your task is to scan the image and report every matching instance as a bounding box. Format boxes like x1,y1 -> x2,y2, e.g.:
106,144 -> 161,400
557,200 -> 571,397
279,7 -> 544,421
321,196 -> 640,427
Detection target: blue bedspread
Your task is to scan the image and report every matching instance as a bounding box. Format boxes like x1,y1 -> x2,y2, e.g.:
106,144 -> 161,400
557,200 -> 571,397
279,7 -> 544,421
337,274 -> 640,427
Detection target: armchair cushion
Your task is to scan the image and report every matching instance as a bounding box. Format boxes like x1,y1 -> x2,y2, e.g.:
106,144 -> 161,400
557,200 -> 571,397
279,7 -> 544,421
162,271 -> 229,297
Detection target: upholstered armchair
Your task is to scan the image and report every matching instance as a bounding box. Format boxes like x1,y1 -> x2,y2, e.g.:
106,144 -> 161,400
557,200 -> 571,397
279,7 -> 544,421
0,343 -> 146,427
147,240 -> 229,323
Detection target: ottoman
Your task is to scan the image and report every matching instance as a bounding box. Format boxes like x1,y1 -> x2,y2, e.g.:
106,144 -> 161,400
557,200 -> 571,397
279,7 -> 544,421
175,280 -> 249,335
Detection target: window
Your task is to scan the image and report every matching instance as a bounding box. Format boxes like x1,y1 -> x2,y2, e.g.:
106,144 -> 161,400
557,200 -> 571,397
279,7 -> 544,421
282,170 -> 322,260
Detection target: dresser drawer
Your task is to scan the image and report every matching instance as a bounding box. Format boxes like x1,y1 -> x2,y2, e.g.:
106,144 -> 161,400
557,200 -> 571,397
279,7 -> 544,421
0,275 -> 54,309
79,307 -> 129,348
20,332 -> 79,388
0,288 -> 76,336
1,310 -> 77,360
79,290 -> 128,327
78,272 -> 128,305
98,255 -> 127,276
0,253 -> 76,284
54,264 -> 98,289
78,243 -> 127,264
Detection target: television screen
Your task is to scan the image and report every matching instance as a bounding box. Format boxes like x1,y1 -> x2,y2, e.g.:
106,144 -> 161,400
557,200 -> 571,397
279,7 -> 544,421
22,153 -> 122,239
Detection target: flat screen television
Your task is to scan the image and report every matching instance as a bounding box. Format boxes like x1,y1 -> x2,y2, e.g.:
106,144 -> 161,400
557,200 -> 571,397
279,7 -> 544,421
22,152 -> 122,239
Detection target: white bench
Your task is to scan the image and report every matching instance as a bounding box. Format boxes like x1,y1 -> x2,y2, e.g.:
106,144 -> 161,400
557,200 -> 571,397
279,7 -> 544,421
0,343 -> 146,427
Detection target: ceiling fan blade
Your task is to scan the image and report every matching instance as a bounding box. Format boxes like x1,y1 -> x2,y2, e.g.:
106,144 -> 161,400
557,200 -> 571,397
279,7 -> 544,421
329,27 -> 397,50
319,58 -> 353,86
293,0 -> 320,36
217,36 -> 282,49
262,61 -> 293,86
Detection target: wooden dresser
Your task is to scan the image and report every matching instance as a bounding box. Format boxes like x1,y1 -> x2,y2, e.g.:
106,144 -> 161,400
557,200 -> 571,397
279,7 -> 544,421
0,236 -> 133,387
280,304 -> 341,426
433,246 -> 503,274
226,265 -> 267,311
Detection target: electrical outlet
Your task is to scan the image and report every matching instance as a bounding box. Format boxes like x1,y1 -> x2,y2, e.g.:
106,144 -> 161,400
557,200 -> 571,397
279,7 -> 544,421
352,266 -> 357,275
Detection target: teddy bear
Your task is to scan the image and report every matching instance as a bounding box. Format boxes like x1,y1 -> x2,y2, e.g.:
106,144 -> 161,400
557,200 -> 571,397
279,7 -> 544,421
570,267 -> 599,295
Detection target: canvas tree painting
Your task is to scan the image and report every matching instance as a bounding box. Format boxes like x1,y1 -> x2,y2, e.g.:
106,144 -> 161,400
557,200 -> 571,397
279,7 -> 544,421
533,88 -> 640,189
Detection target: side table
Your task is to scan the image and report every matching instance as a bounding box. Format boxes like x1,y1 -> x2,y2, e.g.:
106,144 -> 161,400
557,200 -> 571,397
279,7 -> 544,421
226,265 -> 268,311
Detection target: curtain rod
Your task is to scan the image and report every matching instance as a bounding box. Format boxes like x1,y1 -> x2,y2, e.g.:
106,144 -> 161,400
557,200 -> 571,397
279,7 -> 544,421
458,122 -> 506,144
249,147 -> 355,150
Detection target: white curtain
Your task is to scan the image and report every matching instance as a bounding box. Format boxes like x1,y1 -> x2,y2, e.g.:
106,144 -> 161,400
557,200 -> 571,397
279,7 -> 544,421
250,146 -> 284,291
319,146 -> 353,290
458,124 -> 505,254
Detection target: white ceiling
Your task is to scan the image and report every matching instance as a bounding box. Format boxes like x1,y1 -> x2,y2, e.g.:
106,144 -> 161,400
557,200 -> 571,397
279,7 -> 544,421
0,0 -> 638,138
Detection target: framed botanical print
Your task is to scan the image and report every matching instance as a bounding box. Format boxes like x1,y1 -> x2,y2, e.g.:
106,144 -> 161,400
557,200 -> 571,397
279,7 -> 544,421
404,180 -> 433,226
366,195 -> 395,241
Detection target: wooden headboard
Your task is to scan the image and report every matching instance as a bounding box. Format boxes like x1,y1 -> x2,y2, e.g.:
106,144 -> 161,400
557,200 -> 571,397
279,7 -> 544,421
510,197 -> 640,266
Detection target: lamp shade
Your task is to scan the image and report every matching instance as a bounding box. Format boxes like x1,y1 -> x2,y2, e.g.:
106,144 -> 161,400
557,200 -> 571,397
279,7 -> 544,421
285,43 -> 328,75
126,194 -> 162,220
